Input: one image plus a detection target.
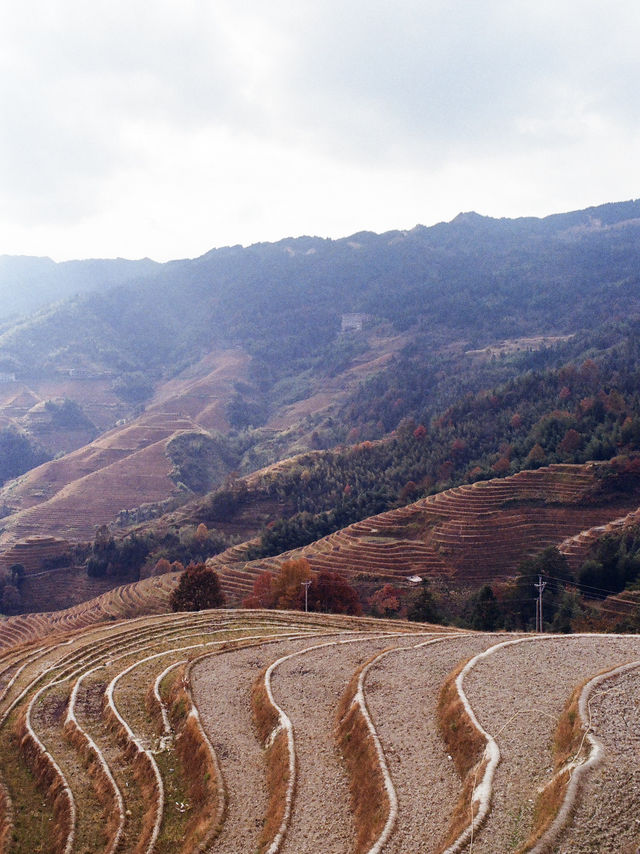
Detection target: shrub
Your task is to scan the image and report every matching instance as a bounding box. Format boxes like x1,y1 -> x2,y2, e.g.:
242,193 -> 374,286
407,579 -> 443,624
170,564 -> 225,611
307,571 -> 361,615
368,583 -> 402,617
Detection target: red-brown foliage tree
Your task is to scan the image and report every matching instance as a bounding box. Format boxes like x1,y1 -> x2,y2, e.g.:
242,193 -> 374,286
242,571 -> 276,609
347,427 -> 360,443
527,443 -> 546,465
451,437 -> 466,456
170,564 -> 225,612
558,428 -> 582,455
307,571 -> 361,615
369,583 -> 402,617
579,396 -> 595,415
243,565 -> 361,615
243,560 -> 312,610
492,456 -> 511,474
603,389 -> 625,414
436,460 -> 454,482
153,558 -> 172,576
399,480 -> 418,502
580,358 -> 600,387
271,558 -> 312,609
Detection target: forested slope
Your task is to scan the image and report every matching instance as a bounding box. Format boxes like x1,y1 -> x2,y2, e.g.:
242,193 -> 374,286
2,200 -> 640,618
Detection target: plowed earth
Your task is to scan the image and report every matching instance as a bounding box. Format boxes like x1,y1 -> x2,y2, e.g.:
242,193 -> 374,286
552,665 -> 640,854
191,627 -> 640,854
1,610 -> 640,854
462,635 -> 640,854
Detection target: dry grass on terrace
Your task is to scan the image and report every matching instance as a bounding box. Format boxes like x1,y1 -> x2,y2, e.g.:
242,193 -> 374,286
0,612 -> 639,853
212,462 -> 640,605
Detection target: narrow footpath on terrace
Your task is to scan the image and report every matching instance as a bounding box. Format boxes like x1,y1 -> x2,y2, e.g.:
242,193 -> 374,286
461,635 -> 640,854
364,633 -> 502,853
551,664 -> 640,854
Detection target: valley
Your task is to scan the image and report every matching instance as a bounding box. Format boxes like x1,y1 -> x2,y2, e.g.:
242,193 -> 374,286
1,202 -> 640,631
0,201 -> 640,852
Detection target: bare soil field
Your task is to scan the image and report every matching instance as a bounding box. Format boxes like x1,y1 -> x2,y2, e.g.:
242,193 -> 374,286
462,635 -> 640,854
364,633 -> 502,853
0,348 -> 249,547
551,664 -> 640,854
0,609 -> 638,853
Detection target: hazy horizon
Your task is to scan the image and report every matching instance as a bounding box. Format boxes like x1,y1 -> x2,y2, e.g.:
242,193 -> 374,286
2,1 -> 639,262
3,196 -> 637,265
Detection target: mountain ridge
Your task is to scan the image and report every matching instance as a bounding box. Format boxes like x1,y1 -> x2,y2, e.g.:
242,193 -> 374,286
2,199 -> 640,622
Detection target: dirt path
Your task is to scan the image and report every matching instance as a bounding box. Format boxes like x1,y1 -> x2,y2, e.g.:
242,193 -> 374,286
552,664 -> 640,854
364,633 -> 501,853
463,635 -> 640,854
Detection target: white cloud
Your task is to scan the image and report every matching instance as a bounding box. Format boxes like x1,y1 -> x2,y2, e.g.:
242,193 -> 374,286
1,0 -> 640,260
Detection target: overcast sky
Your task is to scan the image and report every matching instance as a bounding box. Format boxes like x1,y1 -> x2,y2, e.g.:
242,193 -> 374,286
1,0 -> 639,262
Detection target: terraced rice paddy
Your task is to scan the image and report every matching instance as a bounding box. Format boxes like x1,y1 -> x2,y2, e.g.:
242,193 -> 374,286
210,463 -> 640,605
0,609 -> 638,853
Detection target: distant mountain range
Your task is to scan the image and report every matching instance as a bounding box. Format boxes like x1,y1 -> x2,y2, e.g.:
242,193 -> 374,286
1,198 -> 639,376
0,254 -> 161,320
2,198 -> 640,622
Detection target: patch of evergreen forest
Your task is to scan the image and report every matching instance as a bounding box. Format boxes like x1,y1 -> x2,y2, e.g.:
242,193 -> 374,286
223,318 -> 640,559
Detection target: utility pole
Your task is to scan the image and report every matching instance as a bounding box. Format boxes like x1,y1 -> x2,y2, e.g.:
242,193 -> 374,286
301,580 -> 311,613
534,574 -> 547,632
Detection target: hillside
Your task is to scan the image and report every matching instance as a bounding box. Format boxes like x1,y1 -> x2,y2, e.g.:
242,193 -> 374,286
0,324 -> 411,549
0,348 -> 249,546
2,200 -> 640,619
2,199 -> 640,386
4,190 -> 640,854
0,255 -> 160,321
0,457 -> 637,645
206,461 -> 640,603
0,609 -> 638,853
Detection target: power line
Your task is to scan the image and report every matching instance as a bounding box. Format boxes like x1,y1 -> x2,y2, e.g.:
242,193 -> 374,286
300,580 -> 311,612
595,605 -> 640,620
440,572 -> 635,599
534,574 -> 547,632
502,572 -> 640,601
